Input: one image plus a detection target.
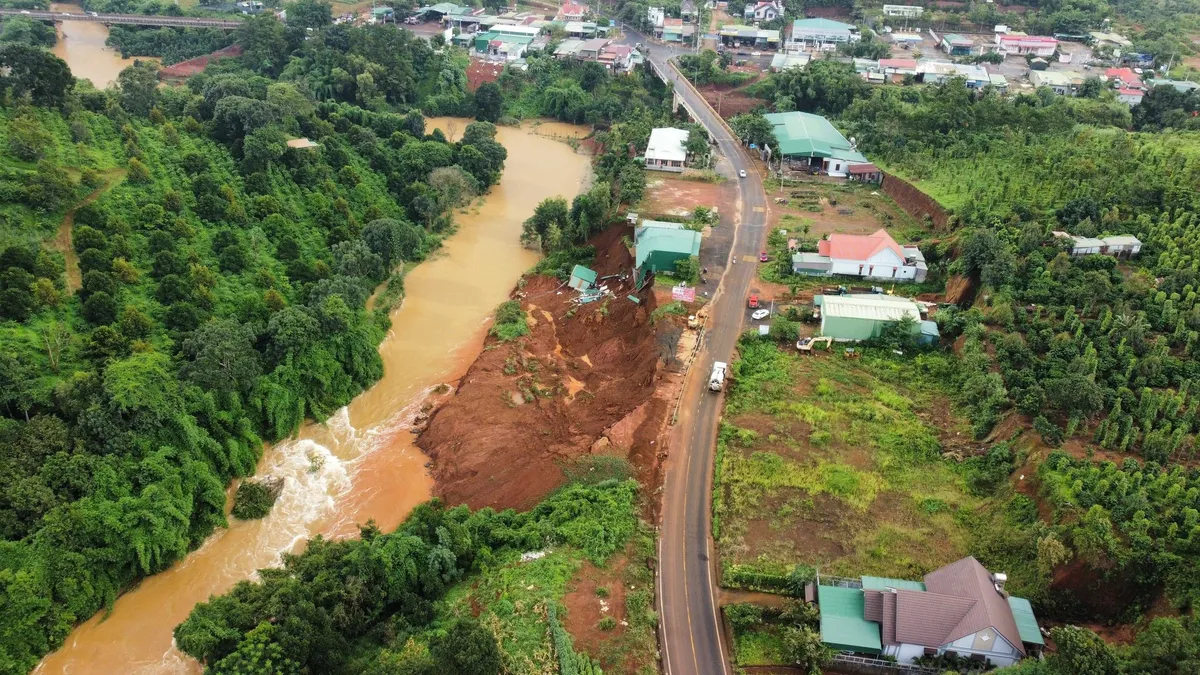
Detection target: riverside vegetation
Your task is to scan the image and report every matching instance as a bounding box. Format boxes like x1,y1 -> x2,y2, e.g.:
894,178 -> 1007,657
0,9 -> 518,672
163,9 -> 678,675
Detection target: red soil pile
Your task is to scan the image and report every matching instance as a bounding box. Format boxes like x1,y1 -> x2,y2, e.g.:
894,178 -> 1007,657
418,225 -> 677,511
158,44 -> 243,80
466,58 -> 503,91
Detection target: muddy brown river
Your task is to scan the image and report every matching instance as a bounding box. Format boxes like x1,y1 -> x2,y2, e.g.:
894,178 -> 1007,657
50,3 -> 156,89
35,119 -> 591,674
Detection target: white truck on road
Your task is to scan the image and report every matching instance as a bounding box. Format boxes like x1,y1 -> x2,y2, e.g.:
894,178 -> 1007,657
709,361 -> 727,392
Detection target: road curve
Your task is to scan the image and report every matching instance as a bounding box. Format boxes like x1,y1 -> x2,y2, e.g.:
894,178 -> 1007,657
620,29 -> 769,675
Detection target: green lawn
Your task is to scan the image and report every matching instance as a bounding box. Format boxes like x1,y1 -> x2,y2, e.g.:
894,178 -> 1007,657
732,624 -> 787,666
715,339 -> 983,584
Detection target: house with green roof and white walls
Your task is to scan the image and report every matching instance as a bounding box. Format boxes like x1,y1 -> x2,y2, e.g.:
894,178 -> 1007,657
762,111 -> 869,177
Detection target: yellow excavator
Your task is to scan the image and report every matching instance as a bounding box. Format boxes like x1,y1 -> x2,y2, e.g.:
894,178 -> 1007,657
796,336 -> 833,354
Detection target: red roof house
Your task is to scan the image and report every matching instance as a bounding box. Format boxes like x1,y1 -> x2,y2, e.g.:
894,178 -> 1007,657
816,228 -> 922,280
1106,67 -> 1143,90
560,1 -> 588,19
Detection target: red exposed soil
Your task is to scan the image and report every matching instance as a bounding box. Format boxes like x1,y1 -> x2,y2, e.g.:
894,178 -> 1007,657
562,557 -> 629,664
466,58 -> 504,91
880,173 -> 951,231
698,84 -> 761,119
643,175 -> 737,218
804,6 -> 852,18
419,225 -> 678,511
158,44 -> 242,80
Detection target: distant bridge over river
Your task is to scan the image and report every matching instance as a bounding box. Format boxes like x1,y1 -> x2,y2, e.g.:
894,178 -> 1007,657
0,8 -> 242,28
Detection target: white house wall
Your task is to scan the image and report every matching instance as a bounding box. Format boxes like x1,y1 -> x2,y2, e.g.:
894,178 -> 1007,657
829,258 -> 917,280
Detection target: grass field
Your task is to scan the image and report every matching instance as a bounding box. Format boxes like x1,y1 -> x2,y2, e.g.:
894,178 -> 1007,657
731,624 -> 787,666
715,339 -> 984,583
433,520 -> 659,675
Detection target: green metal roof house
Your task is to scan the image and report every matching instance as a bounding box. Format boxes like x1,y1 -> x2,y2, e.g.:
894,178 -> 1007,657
634,222 -> 700,284
819,585 -> 883,654
817,294 -> 922,341
569,264 -> 597,290
762,111 -> 867,177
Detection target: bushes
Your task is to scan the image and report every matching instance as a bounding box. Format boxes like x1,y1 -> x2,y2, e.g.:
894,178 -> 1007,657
230,478 -> 283,520
489,299 -> 530,341
176,480 -> 638,672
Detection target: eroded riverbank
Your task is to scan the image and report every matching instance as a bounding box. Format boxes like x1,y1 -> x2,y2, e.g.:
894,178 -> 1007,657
35,119 -> 592,675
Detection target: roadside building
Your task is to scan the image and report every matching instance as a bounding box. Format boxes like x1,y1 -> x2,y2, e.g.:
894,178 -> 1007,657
634,221 -> 701,284
891,32 -> 923,47
558,1 -> 587,20
792,252 -> 834,276
816,557 -> 1043,667
940,33 -> 973,56
1106,67 -> 1143,90
787,18 -> 860,52
817,229 -> 926,280
659,16 -> 684,41
743,0 -> 784,22
762,111 -> 869,177
847,163 -> 883,184
421,2 -> 469,21
577,37 -> 610,60
770,52 -> 811,72
598,44 -> 634,70
791,230 -> 925,280
995,33 -> 1057,57
554,38 -> 584,58
817,294 -> 923,341
988,72 -> 1009,92
882,4 -> 923,17
916,61 -> 990,88
680,0 -> 697,22
564,20 -> 598,37
1030,69 -> 1083,95
474,32 -> 534,60
878,58 -> 917,82
644,127 -> 690,172
1117,88 -> 1144,105
719,24 -> 780,49
1148,78 -> 1200,93
1089,31 -> 1132,50
647,6 -> 664,28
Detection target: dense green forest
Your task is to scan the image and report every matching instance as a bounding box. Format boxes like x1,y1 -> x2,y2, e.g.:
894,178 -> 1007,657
0,9 -> 518,672
174,479 -> 641,674
107,26 -> 236,65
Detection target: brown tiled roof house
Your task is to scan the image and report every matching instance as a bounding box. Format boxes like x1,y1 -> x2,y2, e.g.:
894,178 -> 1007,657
817,557 -> 1045,668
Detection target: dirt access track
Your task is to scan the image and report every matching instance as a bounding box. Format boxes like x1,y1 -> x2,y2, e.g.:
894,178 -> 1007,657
418,225 -> 682,511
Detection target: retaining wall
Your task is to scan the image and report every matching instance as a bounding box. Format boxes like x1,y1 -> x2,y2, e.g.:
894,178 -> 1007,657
880,172 -> 951,231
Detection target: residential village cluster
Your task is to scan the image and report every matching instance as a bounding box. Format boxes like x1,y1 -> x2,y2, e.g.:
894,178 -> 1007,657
385,0 -> 1195,107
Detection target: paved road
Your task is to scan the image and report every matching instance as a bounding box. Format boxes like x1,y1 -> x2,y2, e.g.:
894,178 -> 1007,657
0,8 -> 242,28
620,27 -> 769,675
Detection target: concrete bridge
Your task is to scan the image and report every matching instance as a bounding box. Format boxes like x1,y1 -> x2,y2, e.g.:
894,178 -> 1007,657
0,8 -> 242,28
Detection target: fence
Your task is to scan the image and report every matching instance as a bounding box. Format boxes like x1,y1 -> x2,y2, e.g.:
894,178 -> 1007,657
817,575 -> 862,589
832,655 -> 943,675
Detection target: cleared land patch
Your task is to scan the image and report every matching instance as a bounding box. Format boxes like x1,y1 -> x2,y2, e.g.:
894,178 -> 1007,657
715,340 -> 980,584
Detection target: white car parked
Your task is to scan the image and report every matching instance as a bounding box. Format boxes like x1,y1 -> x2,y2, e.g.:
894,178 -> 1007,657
751,309 -> 770,320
